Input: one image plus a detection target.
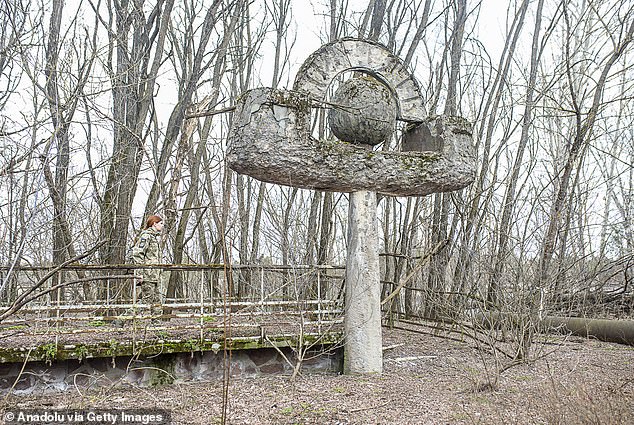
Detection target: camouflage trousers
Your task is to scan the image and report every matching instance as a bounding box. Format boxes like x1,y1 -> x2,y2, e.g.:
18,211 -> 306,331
138,280 -> 162,320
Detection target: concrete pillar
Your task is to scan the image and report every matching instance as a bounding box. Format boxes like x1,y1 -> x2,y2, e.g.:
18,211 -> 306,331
344,190 -> 382,374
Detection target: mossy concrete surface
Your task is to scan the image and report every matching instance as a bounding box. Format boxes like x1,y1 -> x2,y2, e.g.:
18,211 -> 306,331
0,332 -> 344,364
0,333 -> 344,395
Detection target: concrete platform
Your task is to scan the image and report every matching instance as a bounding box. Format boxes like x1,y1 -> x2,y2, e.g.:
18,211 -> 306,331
0,316 -> 344,395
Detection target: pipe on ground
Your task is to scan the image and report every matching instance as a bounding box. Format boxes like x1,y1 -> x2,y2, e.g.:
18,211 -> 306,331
475,312 -> 634,346
543,316 -> 634,346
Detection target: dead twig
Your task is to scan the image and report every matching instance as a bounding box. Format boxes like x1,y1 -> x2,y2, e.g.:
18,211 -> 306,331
382,343 -> 405,351
2,348 -> 33,401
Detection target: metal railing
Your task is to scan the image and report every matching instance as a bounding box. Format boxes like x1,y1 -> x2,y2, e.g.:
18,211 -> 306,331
0,264 -> 346,338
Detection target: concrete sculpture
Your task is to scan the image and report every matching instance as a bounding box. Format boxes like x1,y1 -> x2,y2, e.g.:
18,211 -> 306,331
228,38 -> 476,374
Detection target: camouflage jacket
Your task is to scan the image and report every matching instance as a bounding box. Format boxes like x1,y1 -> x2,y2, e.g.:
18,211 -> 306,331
132,228 -> 162,282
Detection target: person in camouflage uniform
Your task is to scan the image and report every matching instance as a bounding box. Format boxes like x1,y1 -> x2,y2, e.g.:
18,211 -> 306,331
132,215 -> 164,324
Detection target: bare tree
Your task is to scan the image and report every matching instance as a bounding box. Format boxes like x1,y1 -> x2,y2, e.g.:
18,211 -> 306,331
161,0 -> 244,300
0,0 -> 31,114
42,0 -> 97,274
424,0 -> 468,318
97,0 -> 175,266
538,3 -> 634,301
487,0 -> 547,307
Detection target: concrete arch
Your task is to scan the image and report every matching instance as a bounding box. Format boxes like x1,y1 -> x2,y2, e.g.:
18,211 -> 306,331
293,38 -> 426,122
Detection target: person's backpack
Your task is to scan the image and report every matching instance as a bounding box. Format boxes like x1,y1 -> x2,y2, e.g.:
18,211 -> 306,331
126,232 -> 141,264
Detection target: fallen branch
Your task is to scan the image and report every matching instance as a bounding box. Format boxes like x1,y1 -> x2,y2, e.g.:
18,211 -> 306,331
386,355 -> 437,362
382,343 -> 405,351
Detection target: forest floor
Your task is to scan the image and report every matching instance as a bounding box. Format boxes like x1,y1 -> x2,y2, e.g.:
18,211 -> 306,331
2,322 -> 633,424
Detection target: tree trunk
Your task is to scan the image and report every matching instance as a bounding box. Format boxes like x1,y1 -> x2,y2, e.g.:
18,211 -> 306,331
99,0 -> 175,268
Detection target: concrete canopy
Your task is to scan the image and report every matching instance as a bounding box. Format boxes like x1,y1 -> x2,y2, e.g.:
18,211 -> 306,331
227,38 -> 476,197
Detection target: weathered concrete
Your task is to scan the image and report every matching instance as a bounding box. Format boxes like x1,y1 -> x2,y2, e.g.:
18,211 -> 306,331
228,37 -> 475,196
293,38 -> 426,122
344,191 -> 382,374
227,38 -> 477,376
0,346 -> 343,395
227,88 -> 475,196
329,76 -> 397,145
0,331 -> 344,364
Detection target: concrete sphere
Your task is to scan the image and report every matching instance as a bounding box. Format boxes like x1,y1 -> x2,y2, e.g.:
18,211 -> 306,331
328,76 -> 397,146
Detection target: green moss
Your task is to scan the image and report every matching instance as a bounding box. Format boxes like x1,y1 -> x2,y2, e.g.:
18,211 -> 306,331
225,339 -> 262,350
74,345 -> 89,361
183,338 -> 200,352
0,331 -> 344,364
397,152 -> 440,171
3,325 -> 27,331
0,349 -> 34,363
148,354 -> 176,386
105,339 -> 119,357
40,343 -> 58,365
280,407 -> 294,415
